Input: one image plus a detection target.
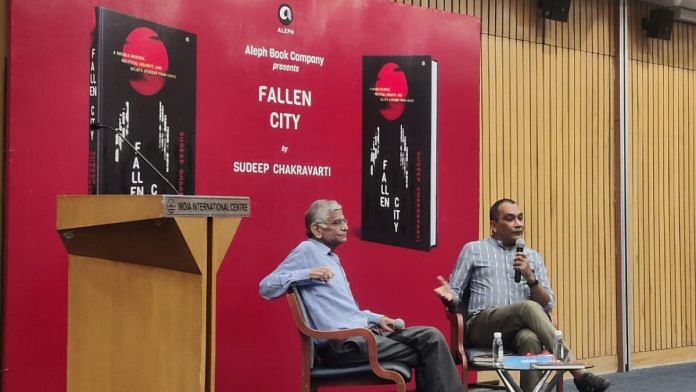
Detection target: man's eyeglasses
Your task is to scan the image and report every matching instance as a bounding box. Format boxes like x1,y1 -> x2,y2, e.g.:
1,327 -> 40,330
317,218 -> 348,227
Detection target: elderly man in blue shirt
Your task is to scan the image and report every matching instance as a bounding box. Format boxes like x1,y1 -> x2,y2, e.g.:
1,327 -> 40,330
434,198 -> 610,392
260,199 -> 462,392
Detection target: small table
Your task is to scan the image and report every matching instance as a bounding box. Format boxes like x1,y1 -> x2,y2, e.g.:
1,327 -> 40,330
472,356 -> 589,392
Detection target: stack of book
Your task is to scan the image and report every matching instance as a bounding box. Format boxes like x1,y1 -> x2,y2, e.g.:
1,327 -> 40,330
470,354 -> 555,370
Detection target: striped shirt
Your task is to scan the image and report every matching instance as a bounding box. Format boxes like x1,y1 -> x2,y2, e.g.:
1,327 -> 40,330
449,237 -> 555,322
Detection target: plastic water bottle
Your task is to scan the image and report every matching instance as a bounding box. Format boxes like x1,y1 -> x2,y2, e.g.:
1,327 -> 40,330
553,330 -> 566,361
492,332 -> 504,367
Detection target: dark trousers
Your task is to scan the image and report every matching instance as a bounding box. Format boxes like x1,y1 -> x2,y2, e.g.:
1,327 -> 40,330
466,301 -> 571,392
320,326 -> 463,392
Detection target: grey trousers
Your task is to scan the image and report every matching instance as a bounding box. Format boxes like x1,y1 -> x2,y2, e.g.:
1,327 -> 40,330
466,301 -> 569,392
320,326 -> 463,392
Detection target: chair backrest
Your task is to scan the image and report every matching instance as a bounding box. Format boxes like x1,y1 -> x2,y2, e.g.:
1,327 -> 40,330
287,286 -> 316,367
448,288 -> 471,345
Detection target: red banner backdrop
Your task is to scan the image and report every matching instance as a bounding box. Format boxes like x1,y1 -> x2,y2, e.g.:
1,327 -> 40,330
4,0 -> 480,390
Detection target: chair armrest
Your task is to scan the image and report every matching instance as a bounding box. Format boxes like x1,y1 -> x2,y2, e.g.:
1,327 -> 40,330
435,293 -> 466,363
303,326 -> 397,378
444,307 -> 467,364
287,291 -> 404,381
298,325 -> 376,342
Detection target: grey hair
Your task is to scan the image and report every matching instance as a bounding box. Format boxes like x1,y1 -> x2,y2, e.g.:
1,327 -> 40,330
305,199 -> 342,237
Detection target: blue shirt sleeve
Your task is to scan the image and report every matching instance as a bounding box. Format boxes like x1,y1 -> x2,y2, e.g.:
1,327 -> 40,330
448,243 -> 475,305
530,250 -> 555,312
362,310 -> 384,325
259,243 -> 318,300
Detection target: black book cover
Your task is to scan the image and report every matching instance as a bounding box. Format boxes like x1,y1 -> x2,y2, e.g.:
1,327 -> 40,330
361,55 -> 437,251
88,7 -> 196,195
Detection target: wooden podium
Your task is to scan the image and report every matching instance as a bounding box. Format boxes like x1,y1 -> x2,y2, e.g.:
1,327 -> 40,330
56,195 -> 250,392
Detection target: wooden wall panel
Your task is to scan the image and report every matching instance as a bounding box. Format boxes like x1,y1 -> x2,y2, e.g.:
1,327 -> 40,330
628,0 -> 696,361
399,0 -> 618,365
483,0 -> 616,363
398,0 -> 696,369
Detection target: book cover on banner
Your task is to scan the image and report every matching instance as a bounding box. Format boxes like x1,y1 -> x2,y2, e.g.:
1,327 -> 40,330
88,7 -> 196,195
361,55 -> 438,251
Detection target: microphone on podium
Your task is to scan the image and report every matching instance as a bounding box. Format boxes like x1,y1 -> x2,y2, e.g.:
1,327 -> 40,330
514,238 -> 525,283
90,123 -> 181,195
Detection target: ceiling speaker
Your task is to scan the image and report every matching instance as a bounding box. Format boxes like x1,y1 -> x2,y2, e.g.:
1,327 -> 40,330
539,0 -> 571,22
643,8 -> 674,40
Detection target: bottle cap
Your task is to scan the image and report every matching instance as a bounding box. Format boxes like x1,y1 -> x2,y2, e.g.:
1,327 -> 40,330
554,330 -> 563,336
494,332 -> 502,338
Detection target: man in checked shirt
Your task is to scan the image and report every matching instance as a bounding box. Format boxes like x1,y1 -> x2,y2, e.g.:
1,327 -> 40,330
434,199 -> 610,392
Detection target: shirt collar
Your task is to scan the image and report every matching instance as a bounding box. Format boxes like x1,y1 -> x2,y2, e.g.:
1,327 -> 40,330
308,238 -> 334,255
488,236 -> 514,250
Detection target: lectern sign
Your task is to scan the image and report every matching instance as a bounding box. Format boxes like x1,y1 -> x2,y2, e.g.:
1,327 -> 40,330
162,195 -> 251,217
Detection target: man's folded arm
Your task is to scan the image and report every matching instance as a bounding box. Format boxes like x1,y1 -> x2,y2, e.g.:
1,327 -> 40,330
259,268 -> 315,300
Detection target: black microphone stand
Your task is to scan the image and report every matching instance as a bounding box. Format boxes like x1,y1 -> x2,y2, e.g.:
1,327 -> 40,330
90,123 -> 181,195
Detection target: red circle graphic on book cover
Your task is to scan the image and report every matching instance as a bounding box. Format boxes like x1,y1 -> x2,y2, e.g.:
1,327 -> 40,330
123,27 -> 169,96
375,62 -> 408,121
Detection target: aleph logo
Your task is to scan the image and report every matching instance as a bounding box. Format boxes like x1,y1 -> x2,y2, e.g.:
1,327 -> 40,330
278,4 -> 293,26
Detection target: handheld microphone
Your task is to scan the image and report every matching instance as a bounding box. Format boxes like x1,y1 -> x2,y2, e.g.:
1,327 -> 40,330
514,238 -> 525,283
393,318 -> 405,330
90,123 -> 181,195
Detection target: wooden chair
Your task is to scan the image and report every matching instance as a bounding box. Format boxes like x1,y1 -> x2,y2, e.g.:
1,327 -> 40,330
443,297 -> 563,392
287,287 -> 412,392
444,299 -> 504,391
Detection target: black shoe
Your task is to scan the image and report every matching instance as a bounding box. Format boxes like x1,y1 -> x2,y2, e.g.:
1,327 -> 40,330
573,372 -> 610,392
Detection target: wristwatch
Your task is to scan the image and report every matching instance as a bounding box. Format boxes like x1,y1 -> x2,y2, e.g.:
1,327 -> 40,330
526,278 -> 539,287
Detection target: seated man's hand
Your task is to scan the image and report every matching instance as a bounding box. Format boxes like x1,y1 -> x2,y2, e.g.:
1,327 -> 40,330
378,316 -> 397,333
309,267 -> 334,282
513,253 -> 535,280
433,275 -> 455,303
